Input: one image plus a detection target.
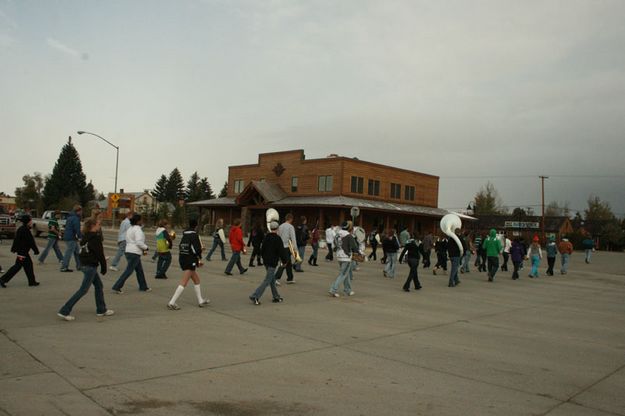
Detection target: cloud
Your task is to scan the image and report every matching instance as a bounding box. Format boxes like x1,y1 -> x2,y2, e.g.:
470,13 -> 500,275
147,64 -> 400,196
0,33 -> 14,48
46,37 -> 89,60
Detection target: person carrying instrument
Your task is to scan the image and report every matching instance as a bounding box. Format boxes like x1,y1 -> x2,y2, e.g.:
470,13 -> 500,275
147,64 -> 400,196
249,220 -> 289,305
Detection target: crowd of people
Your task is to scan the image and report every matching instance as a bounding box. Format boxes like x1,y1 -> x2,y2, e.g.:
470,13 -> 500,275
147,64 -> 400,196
0,207 -> 593,321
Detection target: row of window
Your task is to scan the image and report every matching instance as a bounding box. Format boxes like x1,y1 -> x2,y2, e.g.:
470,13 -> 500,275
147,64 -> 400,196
352,176 -> 415,201
233,175 -> 415,201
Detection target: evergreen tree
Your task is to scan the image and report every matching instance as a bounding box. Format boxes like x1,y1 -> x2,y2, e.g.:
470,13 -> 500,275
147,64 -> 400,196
165,168 -> 185,203
151,175 -> 168,202
218,181 -> 228,198
185,171 -> 202,202
199,177 -> 215,200
42,137 -> 90,208
473,182 -> 506,215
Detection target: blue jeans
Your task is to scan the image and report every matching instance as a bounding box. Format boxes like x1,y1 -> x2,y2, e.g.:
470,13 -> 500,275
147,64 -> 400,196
449,256 -> 460,286
384,252 -> 397,278
156,252 -> 172,277
561,253 -> 570,273
61,240 -> 81,270
111,240 -> 126,268
530,255 -> 541,277
39,238 -> 63,263
294,246 -> 306,271
461,251 -> 471,272
206,238 -> 227,260
585,249 -> 592,263
225,251 -> 245,273
330,261 -> 353,294
112,253 -> 149,291
311,243 -> 319,259
59,266 -> 106,315
251,266 -> 280,300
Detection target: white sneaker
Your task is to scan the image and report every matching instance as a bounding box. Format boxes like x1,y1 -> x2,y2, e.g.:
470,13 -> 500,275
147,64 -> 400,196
109,266 -> 118,271
286,280 -> 295,284
275,281 -> 282,286
198,299 -> 210,307
96,309 -> 115,317
347,291 -> 355,296
57,313 -> 75,321
329,291 -> 339,298
167,303 -> 180,310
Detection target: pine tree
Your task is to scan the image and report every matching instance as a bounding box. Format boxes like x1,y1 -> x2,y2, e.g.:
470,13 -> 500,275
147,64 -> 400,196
165,168 -> 185,203
218,181 -> 228,198
199,177 -> 215,200
42,137 -> 90,209
185,171 -> 202,202
151,175 -> 168,202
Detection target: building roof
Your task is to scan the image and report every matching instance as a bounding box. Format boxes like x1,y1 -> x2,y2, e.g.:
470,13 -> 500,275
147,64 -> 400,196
236,181 -> 287,204
189,193 -> 475,220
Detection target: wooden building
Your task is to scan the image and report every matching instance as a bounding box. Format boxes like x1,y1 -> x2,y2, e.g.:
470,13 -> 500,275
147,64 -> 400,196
189,149 -> 460,235
470,214 -> 574,241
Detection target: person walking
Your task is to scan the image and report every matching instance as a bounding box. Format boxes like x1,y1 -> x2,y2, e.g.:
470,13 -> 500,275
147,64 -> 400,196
328,221 -> 359,297
582,236 -> 594,264
294,216 -> 309,272
111,214 -> 151,293
60,205 -> 82,272
527,236 -> 543,278
367,227 -> 381,261
57,218 -> 113,321
447,229 -> 463,287
275,213 -> 297,284
206,218 -> 228,261
398,226 -> 410,248
154,219 -> 173,279
501,233 -> 511,272
433,236 -> 448,275
167,218 -> 210,310
399,236 -> 423,291
109,211 -> 132,271
382,229 -> 400,278
0,215 -> 40,288
421,232 -> 434,268
325,223 -> 335,261
483,229 -> 503,282
249,220 -> 289,305
545,236 -> 558,276
308,221 -> 320,266
224,218 -> 247,275
473,233 -> 483,271
510,237 -> 526,280
558,237 -> 573,275
460,232 -> 474,273
37,210 -> 63,265
247,221 -> 264,267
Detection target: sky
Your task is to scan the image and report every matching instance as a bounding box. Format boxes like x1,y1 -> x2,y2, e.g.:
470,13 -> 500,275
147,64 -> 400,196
1,0 -> 624,217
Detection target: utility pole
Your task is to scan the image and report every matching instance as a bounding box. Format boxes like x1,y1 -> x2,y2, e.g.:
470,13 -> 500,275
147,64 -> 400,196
540,176 -> 549,242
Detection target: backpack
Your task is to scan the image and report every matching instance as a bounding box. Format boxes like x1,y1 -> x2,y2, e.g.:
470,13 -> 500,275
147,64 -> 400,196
368,231 -> 377,244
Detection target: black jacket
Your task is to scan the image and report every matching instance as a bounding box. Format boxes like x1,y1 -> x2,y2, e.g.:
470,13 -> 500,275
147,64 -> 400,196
247,228 -> 265,248
447,238 -> 462,258
11,225 -> 39,257
179,229 -> 202,260
261,233 -> 290,267
399,240 -> 423,262
79,231 -> 107,272
382,236 -> 400,253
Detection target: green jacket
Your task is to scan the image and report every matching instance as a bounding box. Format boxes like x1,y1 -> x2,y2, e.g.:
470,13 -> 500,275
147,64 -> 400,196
483,229 -> 502,257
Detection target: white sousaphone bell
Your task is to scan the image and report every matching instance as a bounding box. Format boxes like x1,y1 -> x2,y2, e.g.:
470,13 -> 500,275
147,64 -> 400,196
265,208 -> 302,264
440,213 -> 463,257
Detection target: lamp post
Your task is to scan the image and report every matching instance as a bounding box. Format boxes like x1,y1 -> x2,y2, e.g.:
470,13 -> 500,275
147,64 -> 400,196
77,130 -> 119,228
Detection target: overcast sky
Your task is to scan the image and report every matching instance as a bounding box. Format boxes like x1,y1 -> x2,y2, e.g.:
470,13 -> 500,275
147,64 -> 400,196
1,0 -> 624,216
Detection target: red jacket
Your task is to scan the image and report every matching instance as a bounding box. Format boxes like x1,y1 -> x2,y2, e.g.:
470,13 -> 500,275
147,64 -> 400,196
229,226 -> 245,252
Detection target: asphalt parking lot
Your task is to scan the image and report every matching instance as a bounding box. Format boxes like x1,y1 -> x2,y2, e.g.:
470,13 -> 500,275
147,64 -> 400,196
1,230 -> 624,416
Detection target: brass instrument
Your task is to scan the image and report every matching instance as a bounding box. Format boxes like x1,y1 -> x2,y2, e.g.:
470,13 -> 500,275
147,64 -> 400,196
266,208 -> 279,231
288,239 -> 303,264
440,213 -> 463,256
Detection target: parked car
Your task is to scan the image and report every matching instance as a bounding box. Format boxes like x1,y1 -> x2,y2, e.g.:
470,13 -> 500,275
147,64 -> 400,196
31,210 -> 70,237
0,206 -> 16,238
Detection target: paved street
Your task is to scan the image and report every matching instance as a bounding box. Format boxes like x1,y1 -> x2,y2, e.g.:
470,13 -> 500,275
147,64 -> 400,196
0,231 -> 624,416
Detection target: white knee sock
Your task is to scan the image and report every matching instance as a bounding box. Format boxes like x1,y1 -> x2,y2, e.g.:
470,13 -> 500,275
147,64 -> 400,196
194,284 -> 204,303
169,285 -> 185,305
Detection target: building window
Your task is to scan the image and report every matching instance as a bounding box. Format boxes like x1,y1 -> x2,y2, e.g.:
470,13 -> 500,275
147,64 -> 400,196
404,185 -> 415,201
368,179 -> 380,196
318,175 -> 333,192
234,179 -> 244,194
291,176 -> 298,192
390,183 -> 401,199
351,176 -> 364,194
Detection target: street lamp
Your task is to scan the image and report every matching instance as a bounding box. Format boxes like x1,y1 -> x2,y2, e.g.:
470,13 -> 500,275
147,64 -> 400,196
77,130 -> 119,228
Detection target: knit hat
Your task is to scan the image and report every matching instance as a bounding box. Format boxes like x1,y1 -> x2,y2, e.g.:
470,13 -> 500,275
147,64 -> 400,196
269,220 -> 279,230
532,235 -> 540,242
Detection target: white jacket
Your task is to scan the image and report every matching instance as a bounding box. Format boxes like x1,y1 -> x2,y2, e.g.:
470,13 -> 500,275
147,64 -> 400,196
125,225 -> 148,255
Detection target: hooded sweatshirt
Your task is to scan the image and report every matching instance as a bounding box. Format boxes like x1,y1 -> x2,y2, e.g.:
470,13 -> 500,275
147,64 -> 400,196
483,229 -> 502,257
336,229 -> 358,262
